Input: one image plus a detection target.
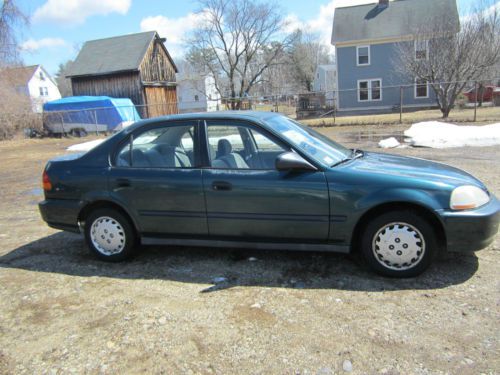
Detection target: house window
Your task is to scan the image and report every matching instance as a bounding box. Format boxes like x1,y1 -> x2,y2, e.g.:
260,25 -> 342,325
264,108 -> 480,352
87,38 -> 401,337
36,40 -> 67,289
39,71 -> 45,80
356,46 -> 370,66
39,87 -> 48,96
194,95 -> 199,102
415,40 -> 428,60
358,79 -> 382,101
415,78 -> 428,98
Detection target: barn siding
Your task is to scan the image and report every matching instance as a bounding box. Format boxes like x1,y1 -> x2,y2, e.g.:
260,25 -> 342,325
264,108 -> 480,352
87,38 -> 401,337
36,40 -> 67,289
139,39 -> 177,84
144,86 -> 178,117
71,72 -> 143,106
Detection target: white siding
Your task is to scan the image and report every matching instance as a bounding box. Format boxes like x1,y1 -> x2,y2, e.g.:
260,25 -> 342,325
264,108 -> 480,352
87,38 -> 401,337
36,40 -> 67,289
27,66 -> 61,113
177,73 -> 221,113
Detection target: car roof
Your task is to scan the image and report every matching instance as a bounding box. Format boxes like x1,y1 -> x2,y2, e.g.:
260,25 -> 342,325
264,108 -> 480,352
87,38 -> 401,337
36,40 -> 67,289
125,111 -> 284,133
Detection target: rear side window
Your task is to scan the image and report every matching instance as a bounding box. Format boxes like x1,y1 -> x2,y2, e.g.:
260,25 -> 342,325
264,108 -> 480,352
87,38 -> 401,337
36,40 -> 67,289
115,124 -> 196,168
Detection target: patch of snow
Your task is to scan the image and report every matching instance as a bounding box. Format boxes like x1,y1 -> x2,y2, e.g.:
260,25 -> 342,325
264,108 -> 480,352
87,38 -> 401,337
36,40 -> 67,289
405,121 -> 500,148
378,137 -> 400,148
67,139 -> 104,152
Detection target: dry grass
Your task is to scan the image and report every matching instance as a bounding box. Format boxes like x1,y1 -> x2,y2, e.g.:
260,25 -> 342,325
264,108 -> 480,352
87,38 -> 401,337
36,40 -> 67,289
302,106 -> 500,127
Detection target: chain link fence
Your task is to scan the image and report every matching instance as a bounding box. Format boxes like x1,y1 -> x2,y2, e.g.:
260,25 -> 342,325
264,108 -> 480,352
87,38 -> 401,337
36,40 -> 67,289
2,78 -> 499,140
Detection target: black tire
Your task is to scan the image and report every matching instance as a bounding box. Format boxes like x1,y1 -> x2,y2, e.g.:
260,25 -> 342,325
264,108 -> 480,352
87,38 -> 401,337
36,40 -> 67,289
360,210 -> 437,277
84,208 -> 137,262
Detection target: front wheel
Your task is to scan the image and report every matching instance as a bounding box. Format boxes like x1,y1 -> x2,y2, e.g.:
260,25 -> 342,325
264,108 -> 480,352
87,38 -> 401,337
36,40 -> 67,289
360,210 -> 437,277
84,208 -> 137,262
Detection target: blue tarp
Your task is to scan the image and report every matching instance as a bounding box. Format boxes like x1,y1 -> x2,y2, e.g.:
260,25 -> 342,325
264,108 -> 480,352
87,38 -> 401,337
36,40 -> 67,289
43,96 -> 141,132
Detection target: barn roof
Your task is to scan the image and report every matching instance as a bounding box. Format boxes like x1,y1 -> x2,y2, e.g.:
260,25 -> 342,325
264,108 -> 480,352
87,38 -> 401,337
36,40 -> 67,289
66,31 -> 178,78
331,0 -> 459,45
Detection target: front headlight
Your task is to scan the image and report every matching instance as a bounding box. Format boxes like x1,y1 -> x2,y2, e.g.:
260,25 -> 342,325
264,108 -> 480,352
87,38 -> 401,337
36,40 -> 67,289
450,185 -> 490,210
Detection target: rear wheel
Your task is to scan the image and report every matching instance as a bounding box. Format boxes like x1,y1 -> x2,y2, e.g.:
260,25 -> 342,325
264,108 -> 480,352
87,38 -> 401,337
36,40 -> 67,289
360,210 -> 437,277
84,208 -> 137,262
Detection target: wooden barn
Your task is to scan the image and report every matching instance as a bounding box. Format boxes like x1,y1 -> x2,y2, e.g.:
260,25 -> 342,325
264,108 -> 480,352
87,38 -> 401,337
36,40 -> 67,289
66,31 -> 178,118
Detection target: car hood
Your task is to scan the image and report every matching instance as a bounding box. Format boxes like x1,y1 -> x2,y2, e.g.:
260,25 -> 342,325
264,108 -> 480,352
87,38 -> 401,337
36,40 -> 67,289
344,151 -> 485,190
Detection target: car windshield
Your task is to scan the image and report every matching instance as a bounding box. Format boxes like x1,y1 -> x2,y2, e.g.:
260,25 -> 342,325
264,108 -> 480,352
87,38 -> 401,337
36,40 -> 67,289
266,115 -> 351,166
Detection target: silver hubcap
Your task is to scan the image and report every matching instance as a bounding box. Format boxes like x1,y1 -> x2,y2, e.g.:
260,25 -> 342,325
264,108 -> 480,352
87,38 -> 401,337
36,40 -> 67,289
90,216 -> 126,256
372,222 -> 425,271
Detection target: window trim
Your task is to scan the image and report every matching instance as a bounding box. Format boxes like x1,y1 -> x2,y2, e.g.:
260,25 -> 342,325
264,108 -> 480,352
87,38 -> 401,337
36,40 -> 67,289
414,39 -> 429,61
356,45 -> 370,66
357,78 -> 382,102
414,77 -> 429,99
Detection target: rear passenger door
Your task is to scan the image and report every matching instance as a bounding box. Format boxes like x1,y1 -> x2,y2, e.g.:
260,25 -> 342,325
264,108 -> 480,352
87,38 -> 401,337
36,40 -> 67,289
108,121 -> 208,236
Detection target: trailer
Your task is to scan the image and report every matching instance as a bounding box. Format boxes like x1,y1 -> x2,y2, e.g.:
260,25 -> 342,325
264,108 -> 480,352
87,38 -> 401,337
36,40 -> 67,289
43,96 -> 140,135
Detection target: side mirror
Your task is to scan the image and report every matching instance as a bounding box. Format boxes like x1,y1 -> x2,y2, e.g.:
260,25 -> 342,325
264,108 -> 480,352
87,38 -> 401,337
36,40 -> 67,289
275,152 -> 318,171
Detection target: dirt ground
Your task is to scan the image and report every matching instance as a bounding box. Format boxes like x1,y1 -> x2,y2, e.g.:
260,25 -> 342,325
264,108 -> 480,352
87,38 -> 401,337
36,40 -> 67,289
0,127 -> 499,375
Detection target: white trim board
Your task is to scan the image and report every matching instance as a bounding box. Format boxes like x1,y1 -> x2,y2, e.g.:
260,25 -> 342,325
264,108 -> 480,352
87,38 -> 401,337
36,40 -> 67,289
357,78 -> 382,102
356,45 -> 370,66
414,77 -> 429,99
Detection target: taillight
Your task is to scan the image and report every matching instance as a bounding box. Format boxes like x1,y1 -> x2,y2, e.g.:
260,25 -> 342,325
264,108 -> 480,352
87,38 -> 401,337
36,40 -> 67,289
42,170 -> 52,191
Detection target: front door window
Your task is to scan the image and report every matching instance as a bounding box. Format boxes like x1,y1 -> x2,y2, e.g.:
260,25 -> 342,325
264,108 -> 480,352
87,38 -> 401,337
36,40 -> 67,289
207,123 -> 286,170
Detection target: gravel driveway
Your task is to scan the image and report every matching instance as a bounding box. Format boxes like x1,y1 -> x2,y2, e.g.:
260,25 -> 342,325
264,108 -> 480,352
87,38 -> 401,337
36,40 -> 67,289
0,130 -> 498,374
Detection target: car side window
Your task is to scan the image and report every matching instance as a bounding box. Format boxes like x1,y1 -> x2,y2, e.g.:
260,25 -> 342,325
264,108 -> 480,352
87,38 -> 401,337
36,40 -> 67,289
207,123 -> 286,170
115,124 -> 195,168
249,129 -> 285,152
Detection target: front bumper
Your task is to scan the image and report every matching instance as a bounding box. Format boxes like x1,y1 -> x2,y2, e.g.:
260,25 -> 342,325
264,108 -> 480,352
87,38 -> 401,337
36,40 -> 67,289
439,195 -> 500,252
39,199 -> 81,233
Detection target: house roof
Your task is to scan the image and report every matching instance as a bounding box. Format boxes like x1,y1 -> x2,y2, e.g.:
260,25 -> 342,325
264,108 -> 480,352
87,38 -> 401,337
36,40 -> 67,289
0,65 -> 38,86
66,31 -> 178,78
0,64 -> 57,87
331,0 -> 459,45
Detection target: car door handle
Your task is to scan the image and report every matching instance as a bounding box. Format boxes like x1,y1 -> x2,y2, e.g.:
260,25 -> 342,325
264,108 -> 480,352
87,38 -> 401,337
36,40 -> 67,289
116,178 -> 131,188
212,181 -> 232,191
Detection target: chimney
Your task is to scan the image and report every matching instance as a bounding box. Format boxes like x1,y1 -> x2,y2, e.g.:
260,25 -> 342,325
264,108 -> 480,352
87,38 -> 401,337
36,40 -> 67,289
379,0 -> 389,7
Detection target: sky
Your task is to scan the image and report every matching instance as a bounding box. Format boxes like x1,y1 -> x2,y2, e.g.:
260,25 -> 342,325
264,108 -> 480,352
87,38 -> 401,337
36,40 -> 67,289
16,0 -> 488,76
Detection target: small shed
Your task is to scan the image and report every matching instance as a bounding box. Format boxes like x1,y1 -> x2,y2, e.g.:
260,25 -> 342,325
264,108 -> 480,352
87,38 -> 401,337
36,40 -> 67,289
66,31 -> 178,118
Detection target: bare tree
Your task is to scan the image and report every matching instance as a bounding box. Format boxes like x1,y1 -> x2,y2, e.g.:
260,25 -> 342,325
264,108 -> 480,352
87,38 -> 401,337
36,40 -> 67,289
259,51 -> 298,96
187,0 -> 298,109
393,2 -> 500,118
55,60 -> 74,97
0,0 -> 28,66
0,1 -> 34,139
289,31 -> 333,92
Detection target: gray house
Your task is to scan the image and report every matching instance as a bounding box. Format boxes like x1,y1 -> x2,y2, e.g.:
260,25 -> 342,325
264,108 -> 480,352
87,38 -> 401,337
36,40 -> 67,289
312,64 -> 337,108
331,0 -> 459,113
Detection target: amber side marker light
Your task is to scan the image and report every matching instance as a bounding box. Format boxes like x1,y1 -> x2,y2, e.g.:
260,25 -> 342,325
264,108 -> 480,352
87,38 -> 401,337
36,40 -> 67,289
42,170 -> 52,191
450,203 -> 477,210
